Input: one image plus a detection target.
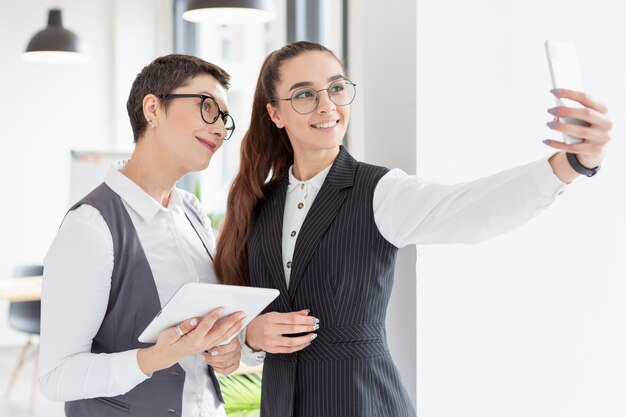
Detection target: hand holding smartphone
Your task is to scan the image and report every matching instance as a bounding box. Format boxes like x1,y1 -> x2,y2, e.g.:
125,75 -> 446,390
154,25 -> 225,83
545,40 -> 590,144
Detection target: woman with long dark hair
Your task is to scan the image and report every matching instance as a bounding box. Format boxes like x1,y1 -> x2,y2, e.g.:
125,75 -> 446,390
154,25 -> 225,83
215,41 -> 612,417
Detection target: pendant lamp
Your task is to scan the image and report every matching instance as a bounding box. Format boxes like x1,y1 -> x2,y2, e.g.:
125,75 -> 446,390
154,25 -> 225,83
22,9 -> 87,63
183,0 -> 276,24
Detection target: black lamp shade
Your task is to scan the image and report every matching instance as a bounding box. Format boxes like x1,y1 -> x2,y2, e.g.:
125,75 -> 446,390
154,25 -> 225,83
183,0 -> 276,24
23,9 -> 86,63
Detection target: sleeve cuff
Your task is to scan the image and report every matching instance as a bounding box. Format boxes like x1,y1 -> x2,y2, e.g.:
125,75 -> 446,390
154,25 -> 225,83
238,328 -> 266,365
128,349 -> 153,381
533,154 -> 568,198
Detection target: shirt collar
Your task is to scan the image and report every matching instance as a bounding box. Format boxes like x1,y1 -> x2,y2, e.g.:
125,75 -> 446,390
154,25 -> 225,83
287,163 -> 333,194
104,159 -> 184,223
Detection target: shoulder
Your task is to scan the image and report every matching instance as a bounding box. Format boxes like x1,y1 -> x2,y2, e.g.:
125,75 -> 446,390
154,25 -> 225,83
357,161 -> 390,175
63,204 -> 110,240
338,146 -> 390,180
50,204 -> 113,261
73,183 -> 117,210
355,161 -> 391,186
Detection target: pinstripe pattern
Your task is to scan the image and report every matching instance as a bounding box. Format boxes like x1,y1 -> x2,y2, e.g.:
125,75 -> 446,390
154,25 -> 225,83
248,147 -> 416,417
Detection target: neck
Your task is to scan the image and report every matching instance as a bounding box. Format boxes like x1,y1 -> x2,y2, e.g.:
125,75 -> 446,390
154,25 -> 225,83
121,138 -> 181,207
292,146 -> 340,181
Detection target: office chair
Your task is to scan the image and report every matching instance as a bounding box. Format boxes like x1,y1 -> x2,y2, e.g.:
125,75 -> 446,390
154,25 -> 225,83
5,264 -> 43,409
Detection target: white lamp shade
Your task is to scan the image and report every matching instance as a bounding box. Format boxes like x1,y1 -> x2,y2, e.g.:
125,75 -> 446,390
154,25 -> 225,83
183,0 -> 276,24
22,9 -> 87,63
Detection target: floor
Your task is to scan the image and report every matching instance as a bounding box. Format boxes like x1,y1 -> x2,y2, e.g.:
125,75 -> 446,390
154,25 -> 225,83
0,345 -> 64,417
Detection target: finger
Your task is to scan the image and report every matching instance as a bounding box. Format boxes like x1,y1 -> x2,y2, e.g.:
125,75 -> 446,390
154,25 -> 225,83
203,351 -> 241,372
215,312 -> 247,336
270,312 -> 320,326
275,333 -> 318,349
277,323 -> 320,335
194,307 -> 225,336
158,317 -> 200,344
207,339 -> 241,356
203,350 -> 240,367
548,106 -> 612,129
542,139 -> 588,154
546,120 -> 608,143
205,314 -> 246,347
215,319 -> 246,346
552,89 -> 608,114
176,317 -> 200,337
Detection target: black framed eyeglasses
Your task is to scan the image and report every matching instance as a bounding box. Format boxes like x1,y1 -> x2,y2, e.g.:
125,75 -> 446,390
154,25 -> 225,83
271,79 -> 357,115
159,94 -> 235,140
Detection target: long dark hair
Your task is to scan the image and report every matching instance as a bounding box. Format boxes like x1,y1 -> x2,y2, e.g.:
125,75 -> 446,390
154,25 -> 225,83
214,41 -> 343,286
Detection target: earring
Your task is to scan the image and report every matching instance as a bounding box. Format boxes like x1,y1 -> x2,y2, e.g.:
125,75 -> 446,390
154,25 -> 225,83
147,119 -> 154,127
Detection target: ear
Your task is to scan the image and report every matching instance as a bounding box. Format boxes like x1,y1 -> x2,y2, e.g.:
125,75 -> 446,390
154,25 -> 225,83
266,102 -> 284,129
143,94 -> 160,128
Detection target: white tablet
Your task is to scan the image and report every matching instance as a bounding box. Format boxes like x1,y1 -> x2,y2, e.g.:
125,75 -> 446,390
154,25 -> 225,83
138,282 -> 280,344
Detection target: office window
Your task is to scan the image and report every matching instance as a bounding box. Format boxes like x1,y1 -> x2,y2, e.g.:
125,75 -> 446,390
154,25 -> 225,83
174,0 -> 345,227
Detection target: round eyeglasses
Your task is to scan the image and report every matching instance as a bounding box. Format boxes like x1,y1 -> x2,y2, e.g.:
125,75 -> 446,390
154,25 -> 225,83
159,93 -> 235,140
271,79 -> 357,115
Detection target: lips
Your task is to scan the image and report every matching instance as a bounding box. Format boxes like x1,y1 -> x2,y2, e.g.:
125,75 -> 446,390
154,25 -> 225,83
196,136 -> 217,152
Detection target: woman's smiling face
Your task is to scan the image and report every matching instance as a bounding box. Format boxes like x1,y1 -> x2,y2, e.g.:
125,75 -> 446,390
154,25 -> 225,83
266,51 -> 350,156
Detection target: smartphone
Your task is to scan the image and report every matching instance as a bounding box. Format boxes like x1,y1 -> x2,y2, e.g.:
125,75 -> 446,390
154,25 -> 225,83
545,40 -> 590,144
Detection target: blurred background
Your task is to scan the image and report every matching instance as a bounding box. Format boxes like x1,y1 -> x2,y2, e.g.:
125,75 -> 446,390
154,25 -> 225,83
0,0 -> 624,416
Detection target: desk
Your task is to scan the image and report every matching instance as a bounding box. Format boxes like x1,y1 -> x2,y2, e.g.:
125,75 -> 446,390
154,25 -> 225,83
0,276 -> 42,302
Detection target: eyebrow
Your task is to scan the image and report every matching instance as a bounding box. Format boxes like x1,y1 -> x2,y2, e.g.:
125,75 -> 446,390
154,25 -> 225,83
288,74 -> 345,91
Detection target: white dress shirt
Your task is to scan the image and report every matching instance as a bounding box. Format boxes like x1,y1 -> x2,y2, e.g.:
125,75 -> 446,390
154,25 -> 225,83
40,161 -> 225,417
244,155 -> 567,364
283,164 -> 333,286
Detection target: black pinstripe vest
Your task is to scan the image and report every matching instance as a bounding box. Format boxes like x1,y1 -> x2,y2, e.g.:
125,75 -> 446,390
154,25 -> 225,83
248,146 -> 416,417
63,183 -> 223,417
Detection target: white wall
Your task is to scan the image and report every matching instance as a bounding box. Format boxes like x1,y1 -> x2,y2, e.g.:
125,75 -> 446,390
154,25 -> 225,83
348,0 -> 418,406
416,1 -> 626,417
0,0 -> 171,347
349,0 -> 626,414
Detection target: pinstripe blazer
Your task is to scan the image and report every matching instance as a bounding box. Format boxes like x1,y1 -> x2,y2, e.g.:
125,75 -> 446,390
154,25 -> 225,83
248,147 -> 416,417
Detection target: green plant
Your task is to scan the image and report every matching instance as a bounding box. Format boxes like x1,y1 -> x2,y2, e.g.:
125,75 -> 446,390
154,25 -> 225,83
207,212 -> 226,232
220,371 -> 262,416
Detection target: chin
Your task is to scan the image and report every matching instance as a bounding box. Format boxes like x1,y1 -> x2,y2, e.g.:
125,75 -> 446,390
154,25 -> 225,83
326,136 -> 344,149
190,155 -> 212,173
199,157 -> 212,171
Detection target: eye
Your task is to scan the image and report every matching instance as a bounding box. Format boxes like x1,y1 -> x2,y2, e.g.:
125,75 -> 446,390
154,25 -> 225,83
329,83 -> 346,94
202,99 -> 215,112
293,89 -> 316,100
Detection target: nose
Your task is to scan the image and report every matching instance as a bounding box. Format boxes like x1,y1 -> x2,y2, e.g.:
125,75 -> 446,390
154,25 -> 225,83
208,117 -> 228,141
316,90 -> 336,113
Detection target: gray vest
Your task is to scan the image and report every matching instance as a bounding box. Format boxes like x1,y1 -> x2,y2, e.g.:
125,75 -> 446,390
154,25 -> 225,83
64,183 -> 223,417
248,146 -> 416,417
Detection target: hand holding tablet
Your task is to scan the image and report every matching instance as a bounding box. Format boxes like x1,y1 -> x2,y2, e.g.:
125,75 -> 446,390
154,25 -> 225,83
139,282 -> 280,345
